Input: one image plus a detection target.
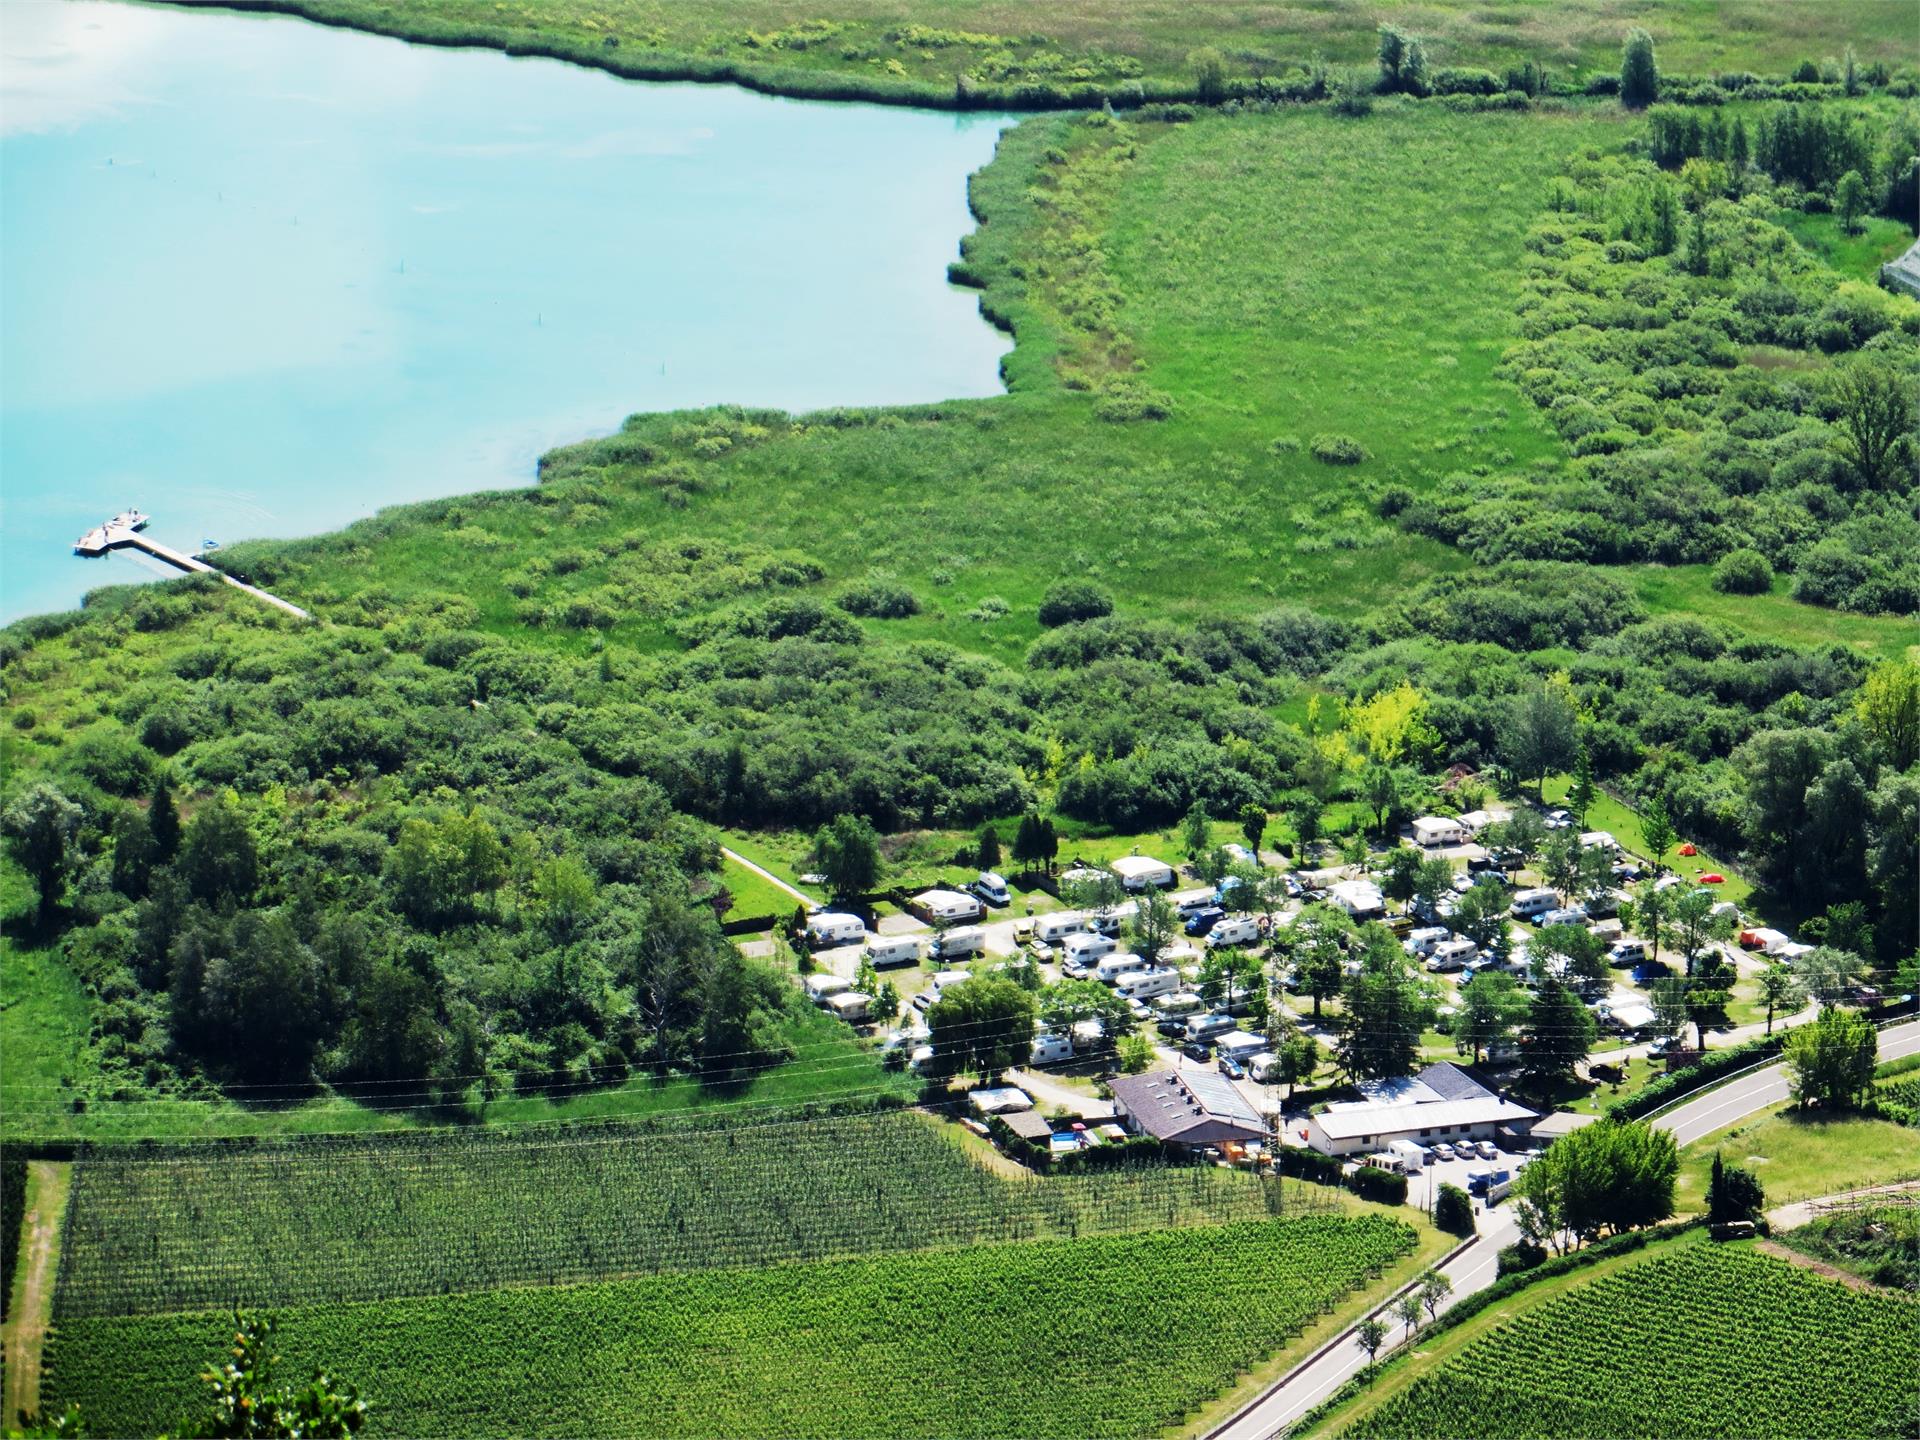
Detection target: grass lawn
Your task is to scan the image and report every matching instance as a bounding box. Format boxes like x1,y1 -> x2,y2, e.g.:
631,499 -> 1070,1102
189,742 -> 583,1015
719,854 -> 800,923
1628,564 -> 1920,664
1539,773 -> 1753,910
1771,209 -> 1916,282
1679,1105 -> 1920,1211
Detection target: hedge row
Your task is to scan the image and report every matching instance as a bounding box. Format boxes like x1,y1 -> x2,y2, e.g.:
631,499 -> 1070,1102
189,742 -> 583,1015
1606,1036 -> 1784,1122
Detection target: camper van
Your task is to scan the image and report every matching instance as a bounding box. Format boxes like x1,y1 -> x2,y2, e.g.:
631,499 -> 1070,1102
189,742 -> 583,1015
1404,925 -> 1451,958
806,912 -> 867,948
1061,932 -> 1119,970
973,872 -> 1011,907
1248,1051 -> 1282,1083
1427,938 -> 1478,972
930,926 -> 987,961
1035,911 -> 1089,944
1185,1012 -> 1238,1043
804,973 -> 852,1005
1115,965 -> 1178,1001
1029,1032 -> 1073,1066
1093,950 -> 1149,985
1605,936 -> 1651,971
1206,916 -> 1261,949
1509,888 -> 1559,920
863,935 -> 925,969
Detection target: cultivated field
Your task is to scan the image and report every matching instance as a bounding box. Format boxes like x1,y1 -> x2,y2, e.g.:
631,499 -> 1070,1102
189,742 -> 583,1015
45,1214 -> 1416,1438
1334,1241 -> 1920,1439
53,1108 -> 1309,1317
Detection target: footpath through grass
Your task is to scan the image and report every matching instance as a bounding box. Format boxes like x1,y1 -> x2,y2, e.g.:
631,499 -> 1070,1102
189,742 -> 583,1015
46,1214 -> 1416,1439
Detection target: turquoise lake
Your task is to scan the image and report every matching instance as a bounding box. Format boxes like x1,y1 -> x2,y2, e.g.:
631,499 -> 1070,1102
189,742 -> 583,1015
0,1 -> 1011,620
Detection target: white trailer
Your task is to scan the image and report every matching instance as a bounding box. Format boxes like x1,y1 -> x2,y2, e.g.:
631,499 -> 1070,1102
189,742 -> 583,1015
930,926 -> 987,960
825,991 -> 874,1024
806,912 -> 867,948
804,973 -> 852,1005
864,935 -> 925,969
1111,854 -> 1175,891
1034,911 -> 1088,944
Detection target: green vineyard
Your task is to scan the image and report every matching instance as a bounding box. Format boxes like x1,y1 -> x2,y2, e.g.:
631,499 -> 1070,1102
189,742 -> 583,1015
55,1108 -> 1318,1318
45,1215 -> 1415,1438
1339,1242 -> 1920,1440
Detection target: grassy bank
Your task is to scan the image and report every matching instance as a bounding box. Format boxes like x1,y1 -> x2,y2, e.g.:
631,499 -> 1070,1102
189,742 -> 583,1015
166,0 -> 1920,111
1678,1105 -> 1920,1209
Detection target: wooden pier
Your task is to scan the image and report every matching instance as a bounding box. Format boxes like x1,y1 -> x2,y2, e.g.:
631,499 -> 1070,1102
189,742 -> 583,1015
73,516 -> 311,620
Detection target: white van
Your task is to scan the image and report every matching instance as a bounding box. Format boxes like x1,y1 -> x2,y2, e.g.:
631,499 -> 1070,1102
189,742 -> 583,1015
1206,916 -> 1261,949
1035,911 -> 1088,944
1062,932 -> 1119,968
806,912 -> 867,948
1428,938 -> 1478,972
974,872 -> 1010,907
1115,966 -> 1179,1001
804,973 -> 852,1005
1186,1012 -> 1237,1043
864,935 -> 925,969
1509,888 -> 1559,920
1607,938 -> 1647,967
1030,1032 -> 1073,1066
1095,951 -> 1149,985
931,926 -> 987,961
1154,990 -> 1206,1019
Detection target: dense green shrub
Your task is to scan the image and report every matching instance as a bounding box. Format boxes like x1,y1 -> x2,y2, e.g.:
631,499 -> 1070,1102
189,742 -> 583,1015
1434,1181 -> 1476,1235
1346,1165 -> 1408,1205
1037,580 -> 1115,627
834,579 -> 921,619
1710,548 -> 1774,594
1310,433 -> 1369,465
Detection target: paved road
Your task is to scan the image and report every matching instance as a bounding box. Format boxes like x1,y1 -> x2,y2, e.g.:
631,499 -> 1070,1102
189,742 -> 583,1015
1205,1015 -> 1920,1440
1655,1017 -> 1920,1148
1206,1208 -> 1519,1440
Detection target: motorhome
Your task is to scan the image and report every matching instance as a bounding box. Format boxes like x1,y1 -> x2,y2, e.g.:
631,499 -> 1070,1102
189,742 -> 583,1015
1206,916 -> 1261,949
806,912 -> 867,948
1114,965 -> 1178,1001
863,935 -> 925,969
1216,1031 -> 1265,1063
1094,951 -> 1150,985
1404,925 -> 1451,957
930,926 -> 987,961
1034,911 -> 1088,944
803,973 -> 851,1005
1427,938 -> 1478,972
1509,888 -> 1559,920
1062,932 -> 1119,969
1185,1012 -> 1237,1043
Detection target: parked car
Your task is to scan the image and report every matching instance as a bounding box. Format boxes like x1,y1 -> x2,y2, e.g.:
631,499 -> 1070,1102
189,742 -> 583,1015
1283,874 -> 1307,899
1184,906 -> 1226,936
1218,1056 -> 1247,1080
1432,1143 -> 1458,1161
1631,961 -> 1671,984
1182,1040 -> 1212,1062
1158,1017 -> 1190,1039
1474,1139 -> 1498,1161
1544,809 -> 1572,829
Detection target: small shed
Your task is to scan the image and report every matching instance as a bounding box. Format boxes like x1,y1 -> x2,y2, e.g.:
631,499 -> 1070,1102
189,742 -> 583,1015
999,1110 -> 1054,1143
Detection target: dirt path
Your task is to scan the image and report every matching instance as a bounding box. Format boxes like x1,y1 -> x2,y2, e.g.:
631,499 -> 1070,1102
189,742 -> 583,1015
1755,1239 -> 1881,1293
3,1160 -> 72,1424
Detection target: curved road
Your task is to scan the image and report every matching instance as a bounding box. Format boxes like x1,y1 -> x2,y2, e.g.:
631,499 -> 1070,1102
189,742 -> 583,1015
1204,1017 -> 1920,1440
